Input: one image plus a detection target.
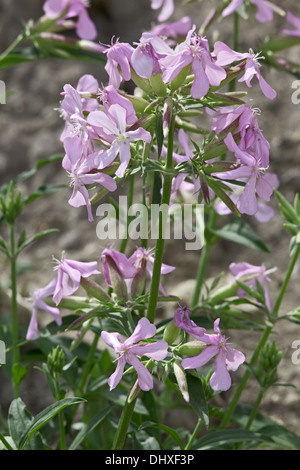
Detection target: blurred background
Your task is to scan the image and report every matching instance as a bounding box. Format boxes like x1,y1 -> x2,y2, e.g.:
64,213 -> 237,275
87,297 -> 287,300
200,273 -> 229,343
1,0 -> 300,434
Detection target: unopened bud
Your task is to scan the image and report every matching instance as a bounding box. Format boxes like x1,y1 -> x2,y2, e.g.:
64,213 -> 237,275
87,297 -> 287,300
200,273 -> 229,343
104,255 -> 128,302
149,73 -> 167,97
162,97 -> 173,138
80,277 -> 110,302
47,345 -> 65,377
163,320 -> 181,345
130,258 -> 147,298
173,361 -> 189,403
178,341 -> 206,357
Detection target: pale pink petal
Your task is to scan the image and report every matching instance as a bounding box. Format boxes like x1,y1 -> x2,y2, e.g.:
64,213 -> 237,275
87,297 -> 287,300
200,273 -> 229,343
76,9 -> 97,40
257,74 -> 277,100
222,0 -> 244,17
115,143 -> 131,178
101,331 -> 123,351
108,355 -> 127,390
237,174 -> 258,215
191,57 -> 209,98
124,317 -> 156,347
130,340 -> 169,360
225,348 -> 245,371
127,353 -> 154,391
255,175 -> 273,202
182,344 -> 219,370
210,351 -> 232,391
252,0 -> 273,23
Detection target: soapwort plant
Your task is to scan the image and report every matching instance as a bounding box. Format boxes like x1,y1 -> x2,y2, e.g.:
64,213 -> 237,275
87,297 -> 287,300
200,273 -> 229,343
1,0 -> 300,451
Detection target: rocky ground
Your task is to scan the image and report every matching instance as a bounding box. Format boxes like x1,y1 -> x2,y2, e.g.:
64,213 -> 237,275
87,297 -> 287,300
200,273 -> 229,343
1,0 -> 300,440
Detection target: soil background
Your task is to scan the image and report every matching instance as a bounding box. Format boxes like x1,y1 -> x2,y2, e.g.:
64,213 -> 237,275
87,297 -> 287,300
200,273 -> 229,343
1,0 -> 300,441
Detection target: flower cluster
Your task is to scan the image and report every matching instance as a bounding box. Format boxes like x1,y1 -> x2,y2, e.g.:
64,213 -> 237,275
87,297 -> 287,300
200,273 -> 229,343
26,247 -> 175,340
55,19 -> 278,223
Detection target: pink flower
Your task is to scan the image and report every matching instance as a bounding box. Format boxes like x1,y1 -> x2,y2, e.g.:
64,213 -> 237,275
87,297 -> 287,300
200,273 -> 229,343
101,248 -> 138,288
26,279 -> 61,340
222,0 -> 278,24
52,253 -> 100,305
160,27 -> 226,98
213,41 -> 277,100
75,74 -> 100,112
129,247 -> 175,296
101,317 -> 169,391
229,262 -> 273,311
214,132 -> 276,216
282,11 -> 300,37
131,33 -> 164,79
62,136 -> 117,222
181,318 -> 245,392
59,83 -> 96,145
43,0 -> 97,40
150,0 -> 174,22
174,303 -> 206,340
211,104 -> 270,167
87,104 -> 152,178
102,38 -> 134,89
98,85 -> 137,126
214,177 -> 279,223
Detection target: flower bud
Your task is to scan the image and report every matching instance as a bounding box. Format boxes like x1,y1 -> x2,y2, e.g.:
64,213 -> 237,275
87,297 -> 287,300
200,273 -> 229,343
80,277 -> 110,302
173,360 -> 189,403
104,255 -> 128,302
162,97 -> 173,138
47,345 -> 65,378
130,257 -> 147,298
163,320 -> 181,345
178,341 -> 206,357
149,73 -> 167,97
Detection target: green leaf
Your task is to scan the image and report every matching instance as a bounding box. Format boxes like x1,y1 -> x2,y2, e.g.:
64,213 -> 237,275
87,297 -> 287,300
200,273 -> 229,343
69,405 -> 114,450
23,184 -> 66,206
8,398 -> 43,450
209,218 -> 270,253
207,178 -> 240,217
18,397 -> 86,450
186,374 -> 209,428
16,228 -> 59,255
152,423 -> 185,450
193,428 -> 268,450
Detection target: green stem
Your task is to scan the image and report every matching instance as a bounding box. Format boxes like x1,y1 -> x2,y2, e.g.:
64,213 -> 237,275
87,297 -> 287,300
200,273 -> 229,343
0,31 -> 25,62
185,417 -> 202,450
120,174 -> 135,254
272,244 -> 300,317
112,393 -> 137,450
147,114 -> 175,323
221,243 -> 300,428
78,332 -> 100,394
190,207 -> 217,309
229,12 -> 239,93
245,388 -> 265,430
58,410 -> 66,450
10,223 -> 20,398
